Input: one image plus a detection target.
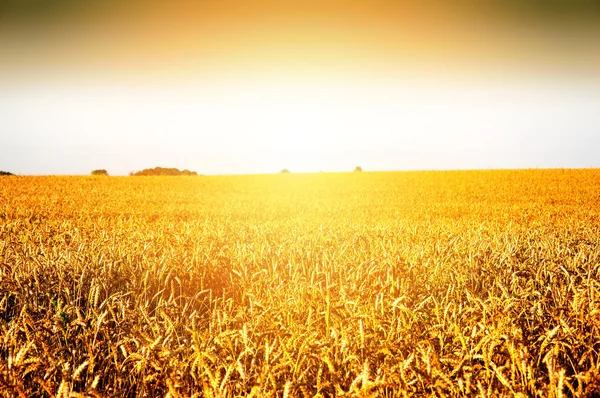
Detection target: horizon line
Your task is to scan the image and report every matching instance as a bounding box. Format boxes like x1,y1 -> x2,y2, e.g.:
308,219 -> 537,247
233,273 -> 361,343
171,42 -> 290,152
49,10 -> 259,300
4,166 -> 600,177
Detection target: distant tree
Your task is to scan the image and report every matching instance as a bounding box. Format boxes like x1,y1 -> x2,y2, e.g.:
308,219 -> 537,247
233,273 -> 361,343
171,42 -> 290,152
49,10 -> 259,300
0,171 -> 14,176
130,167 -> 198,176
354,166 -> 363,172
91,169 -> 108,176
280,168 -> 290,174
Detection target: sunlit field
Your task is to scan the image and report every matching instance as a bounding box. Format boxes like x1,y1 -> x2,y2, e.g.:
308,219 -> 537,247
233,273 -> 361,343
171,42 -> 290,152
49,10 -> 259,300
1,169 -> 600,396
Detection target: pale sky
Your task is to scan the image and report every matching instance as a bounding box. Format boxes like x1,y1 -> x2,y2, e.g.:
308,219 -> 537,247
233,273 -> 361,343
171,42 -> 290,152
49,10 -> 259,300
1,75 -> 599,175
1,0 -> 600,175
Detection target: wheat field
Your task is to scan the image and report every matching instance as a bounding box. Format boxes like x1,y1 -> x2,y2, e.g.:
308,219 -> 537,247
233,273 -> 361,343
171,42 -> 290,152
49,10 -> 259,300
1,170 -> 599,397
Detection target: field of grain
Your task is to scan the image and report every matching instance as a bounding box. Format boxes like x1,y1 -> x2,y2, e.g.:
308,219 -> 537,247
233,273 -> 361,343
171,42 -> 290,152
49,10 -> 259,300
1,170 -> 600,397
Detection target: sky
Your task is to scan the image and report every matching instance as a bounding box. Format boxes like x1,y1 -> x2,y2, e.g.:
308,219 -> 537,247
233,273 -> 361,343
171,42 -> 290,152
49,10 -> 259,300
1,0 -> 600,175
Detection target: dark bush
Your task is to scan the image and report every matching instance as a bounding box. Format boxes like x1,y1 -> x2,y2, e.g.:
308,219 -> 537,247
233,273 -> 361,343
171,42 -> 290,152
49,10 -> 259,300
0,171 -> 14,176
354,166 -> 363,172
91,169 -> 109,176
130,167 -> 198,176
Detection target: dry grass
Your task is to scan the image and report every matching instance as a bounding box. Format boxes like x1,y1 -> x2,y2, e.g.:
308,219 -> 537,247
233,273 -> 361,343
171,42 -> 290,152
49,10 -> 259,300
1,169 -> 600,397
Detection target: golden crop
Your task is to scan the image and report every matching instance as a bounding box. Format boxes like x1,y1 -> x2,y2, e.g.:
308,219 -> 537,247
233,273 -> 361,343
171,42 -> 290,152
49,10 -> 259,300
1,169 -> 599,397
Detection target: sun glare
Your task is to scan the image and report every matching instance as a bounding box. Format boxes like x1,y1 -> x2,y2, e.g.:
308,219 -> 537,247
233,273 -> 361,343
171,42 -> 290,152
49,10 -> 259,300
183,80 -> 427,173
